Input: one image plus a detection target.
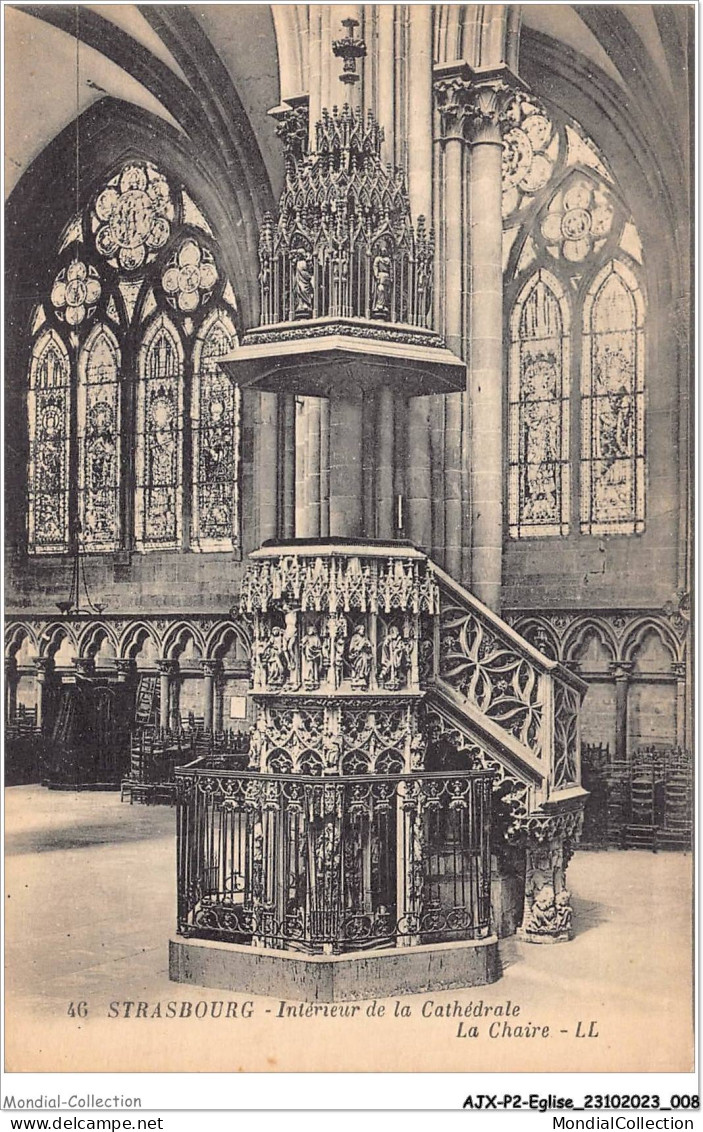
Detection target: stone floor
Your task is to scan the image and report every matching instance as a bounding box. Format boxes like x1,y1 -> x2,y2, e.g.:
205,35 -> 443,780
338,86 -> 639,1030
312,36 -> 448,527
4,785 -> 694,1073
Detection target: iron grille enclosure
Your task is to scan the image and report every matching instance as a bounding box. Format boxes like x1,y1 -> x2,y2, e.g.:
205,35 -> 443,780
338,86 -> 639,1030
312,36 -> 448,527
176,765 -> 493,955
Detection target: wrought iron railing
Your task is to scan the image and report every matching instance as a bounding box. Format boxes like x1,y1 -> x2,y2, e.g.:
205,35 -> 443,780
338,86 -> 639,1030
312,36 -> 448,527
176,765 -> 493,953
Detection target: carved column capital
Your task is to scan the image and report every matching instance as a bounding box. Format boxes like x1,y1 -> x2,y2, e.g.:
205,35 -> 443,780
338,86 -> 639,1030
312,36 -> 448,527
200,659 -> 222,679
34,657 -> 55,681
434,64 -> 522,144
115,658 -> 137,682
609,660 -> 634,681
157,659 -> 179,677
74,657 -> 96,678
672,660 -> 687,681
434,75 -> 473,141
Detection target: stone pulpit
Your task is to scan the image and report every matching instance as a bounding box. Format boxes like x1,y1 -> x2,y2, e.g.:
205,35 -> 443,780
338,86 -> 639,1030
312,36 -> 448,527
170,18 -> 587,1002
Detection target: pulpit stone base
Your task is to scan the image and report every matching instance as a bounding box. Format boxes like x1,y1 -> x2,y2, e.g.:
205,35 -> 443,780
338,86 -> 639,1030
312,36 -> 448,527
170,936 -> 499,1002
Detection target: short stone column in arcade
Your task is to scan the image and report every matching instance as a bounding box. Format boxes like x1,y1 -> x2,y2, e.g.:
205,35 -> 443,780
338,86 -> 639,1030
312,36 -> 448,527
157,660 -> 178,732
5,656 -> 18,725
34,657 -> 55,733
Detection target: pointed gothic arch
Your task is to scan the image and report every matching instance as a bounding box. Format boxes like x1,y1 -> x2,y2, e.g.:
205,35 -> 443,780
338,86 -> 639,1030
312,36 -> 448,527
508,268 -> 571,537
580,259 -> 646,535
191,308 -> 241,552
77,323 -> 121,551
135,312 -> 185,551
27,328 -> 71,554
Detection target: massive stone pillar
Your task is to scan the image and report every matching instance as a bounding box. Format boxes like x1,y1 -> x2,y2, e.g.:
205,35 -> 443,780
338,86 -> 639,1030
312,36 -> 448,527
406,397 -> 432,550
256,393 -> 279,543
434,66 -> 520,610
673,660 -> 687,747
319,399 -> 330,537
305,399 -> 322,538
465,80 -> 508,612
375,386 -> 395,540
279,393 -> 297,540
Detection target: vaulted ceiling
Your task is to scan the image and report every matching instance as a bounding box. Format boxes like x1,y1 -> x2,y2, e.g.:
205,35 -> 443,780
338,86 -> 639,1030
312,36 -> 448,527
5,4 -> 691,202
3,3 -> 693,572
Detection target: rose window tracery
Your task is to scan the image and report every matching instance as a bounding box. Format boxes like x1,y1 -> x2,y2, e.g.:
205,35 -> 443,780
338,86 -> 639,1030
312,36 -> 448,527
502,99 -> 559,220
92,164 -> 173,271
540,178 -> 614,263
51,260 -> 101,326
162,239 -> 218,313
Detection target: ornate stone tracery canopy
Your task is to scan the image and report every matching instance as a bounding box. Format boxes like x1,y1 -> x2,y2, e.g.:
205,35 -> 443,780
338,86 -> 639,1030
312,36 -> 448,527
258,102 -> 433,328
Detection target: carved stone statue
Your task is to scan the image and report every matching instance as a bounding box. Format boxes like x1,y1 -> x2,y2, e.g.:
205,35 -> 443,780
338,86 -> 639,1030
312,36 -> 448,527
347,622 -> 373,688
262,625 -> 288,687
301,622 -> 323,690
371,249 -> 392,317
518,833 -> 574,943
293,253 -> 313,317
247,715 -> 268,771
525,884 -> 558,934
322,733 -> 343,775
379,624 -> 408,690
554,888 -> 573,936
252,628 -> 269,688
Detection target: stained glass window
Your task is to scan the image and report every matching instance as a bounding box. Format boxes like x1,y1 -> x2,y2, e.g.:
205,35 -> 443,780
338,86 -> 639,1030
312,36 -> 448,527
135,314 -> 184,550
508,270 -> 570,537
581,261 -> 645,534
504,98 -> 646,540
539,175 -> 615,263
191,310 -> 240,551
27,158 -> 248,556
78,325 -> 121,550
27,329 -> 71,554
502,96 -> 561,221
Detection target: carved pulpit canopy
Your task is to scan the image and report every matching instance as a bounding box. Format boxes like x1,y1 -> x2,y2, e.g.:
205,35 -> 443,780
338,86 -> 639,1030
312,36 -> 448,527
258,103 -> 433,329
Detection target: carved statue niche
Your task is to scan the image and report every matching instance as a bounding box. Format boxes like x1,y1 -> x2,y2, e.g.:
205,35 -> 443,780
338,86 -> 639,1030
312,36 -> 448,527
371,240 -> 393,318
300,618 -> 324,691
379,622 -> 411,691
282,604 -> 299,689
262,623 -> 289,688
346,620 -> 373,689
323,613 -> 348,689
409,730 -> 426,772
292,245 -> 314,318
322,732 -> 343,776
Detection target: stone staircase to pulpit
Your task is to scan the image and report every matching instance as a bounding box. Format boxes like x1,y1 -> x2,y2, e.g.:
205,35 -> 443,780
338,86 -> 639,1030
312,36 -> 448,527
423,561 -> 588,942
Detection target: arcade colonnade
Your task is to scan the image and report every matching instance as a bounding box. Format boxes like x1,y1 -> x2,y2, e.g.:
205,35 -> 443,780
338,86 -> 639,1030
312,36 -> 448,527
4,3 -> 692,786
